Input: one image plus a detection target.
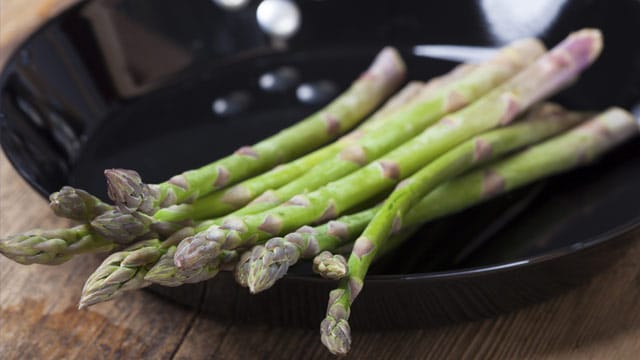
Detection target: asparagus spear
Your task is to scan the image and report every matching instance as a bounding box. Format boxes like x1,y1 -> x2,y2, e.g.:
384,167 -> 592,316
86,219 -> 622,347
196,38 -> 546,220
174,29 -> 602,274
153,81 -> 427,222
321,106 -> 639,355
242,103 -> 583,292
0,225 -> 115,265
313,251 -> 348,280
79,239 -> 162,308
49,186 -> 113,222
106,47 -> 407,214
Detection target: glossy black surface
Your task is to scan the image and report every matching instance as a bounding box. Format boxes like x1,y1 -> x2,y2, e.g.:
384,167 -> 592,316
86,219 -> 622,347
1,0 -> 640,328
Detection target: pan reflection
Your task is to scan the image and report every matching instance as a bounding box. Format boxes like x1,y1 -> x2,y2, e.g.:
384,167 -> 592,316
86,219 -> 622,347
480,0 -> 568,43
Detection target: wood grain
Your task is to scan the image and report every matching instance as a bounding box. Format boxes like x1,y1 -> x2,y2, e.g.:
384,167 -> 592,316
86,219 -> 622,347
1,1 -> 640,359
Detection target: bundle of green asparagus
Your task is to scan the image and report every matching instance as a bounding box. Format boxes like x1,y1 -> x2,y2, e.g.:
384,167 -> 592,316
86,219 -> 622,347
1,28 -> 638,356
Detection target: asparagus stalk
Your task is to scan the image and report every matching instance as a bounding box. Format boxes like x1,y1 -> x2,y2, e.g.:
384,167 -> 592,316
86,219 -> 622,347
153,81 -> 427,222
200,38 -> 546,219
49,186 -> 113,222
174,29 -> 602,275
321,106 -> 639,355
242,103 -> 584,292
106,47 -> 407,214
0,225 -> 115,265
313,251 -> 348,280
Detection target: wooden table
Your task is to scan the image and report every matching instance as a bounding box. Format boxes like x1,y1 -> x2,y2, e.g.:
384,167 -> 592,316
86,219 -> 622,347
1,1 -> 640,358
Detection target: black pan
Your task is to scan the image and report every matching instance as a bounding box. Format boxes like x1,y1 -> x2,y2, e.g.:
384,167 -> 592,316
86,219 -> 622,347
1,0 -> 639,329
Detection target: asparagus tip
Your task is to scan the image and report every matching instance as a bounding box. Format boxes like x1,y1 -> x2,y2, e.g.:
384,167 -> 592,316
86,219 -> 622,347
320,316 -> 352,356
372,46 -> 407,79
79,246 -> 157,307
104,169 -> 159,214
246,238 -> 300,293
173,230 -> 223,271
313,251 -> 348,280
564,28 -> 603,66
49,186 -> 111,221
90,210 -> 152,244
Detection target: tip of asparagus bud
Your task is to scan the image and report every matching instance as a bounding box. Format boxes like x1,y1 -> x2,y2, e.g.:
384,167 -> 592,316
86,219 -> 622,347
0,229 -> 76,265
173,231 -> 222,271
588,107 -> 640,144
320,316 -> 352,356
246,237 -> 300,294
509,38 -> 547,63
554,28 -> 603,71
146,247 -> 224,286
366,46 -> 407,83
90,210 -> 152,244
105,169 -> 159,215
80,245 -> 158,307
49,186 -> 109,221
313,251 -> 348,280
79,257 -> 137,308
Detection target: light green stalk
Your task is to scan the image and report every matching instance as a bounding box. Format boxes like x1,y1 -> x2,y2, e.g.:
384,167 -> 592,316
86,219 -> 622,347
106,47 -> 407,214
